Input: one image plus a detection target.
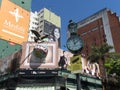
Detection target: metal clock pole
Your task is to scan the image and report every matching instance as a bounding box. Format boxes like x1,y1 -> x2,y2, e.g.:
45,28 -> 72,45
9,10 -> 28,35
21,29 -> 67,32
76,73 -> 81,90
66,20 -> 83,90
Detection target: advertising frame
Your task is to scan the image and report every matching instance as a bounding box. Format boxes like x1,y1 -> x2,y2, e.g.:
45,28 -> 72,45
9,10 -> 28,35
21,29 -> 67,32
20,42 -> 58,69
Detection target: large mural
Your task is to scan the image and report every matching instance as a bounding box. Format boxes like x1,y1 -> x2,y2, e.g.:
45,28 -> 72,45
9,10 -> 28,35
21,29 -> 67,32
81,55 -> 101,78
20,42 -> 59,69
0,40 -> 100,78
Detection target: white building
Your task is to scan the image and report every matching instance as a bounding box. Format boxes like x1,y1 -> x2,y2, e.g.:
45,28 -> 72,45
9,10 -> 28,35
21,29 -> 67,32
28,11 -> 39,41
28,8 -> 61,46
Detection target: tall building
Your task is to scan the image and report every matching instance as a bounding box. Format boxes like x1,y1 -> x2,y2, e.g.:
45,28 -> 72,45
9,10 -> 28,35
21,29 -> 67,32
28,11 -> 39,41
77,8 -> 120,56
28,8 -> 61,46
38,8 -> 61,36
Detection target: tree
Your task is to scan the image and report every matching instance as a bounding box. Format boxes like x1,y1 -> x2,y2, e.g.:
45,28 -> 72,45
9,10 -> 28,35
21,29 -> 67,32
87,43 -> 113,80
104,53 -> 120,89
105,52 -> 120,76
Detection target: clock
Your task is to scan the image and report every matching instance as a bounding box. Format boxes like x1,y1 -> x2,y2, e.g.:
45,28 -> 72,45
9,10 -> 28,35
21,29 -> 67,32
66,35 -> 83,53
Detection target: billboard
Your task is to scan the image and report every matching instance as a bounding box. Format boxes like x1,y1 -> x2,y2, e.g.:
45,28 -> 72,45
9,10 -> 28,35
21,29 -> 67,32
20,42 -> 59,69
0,0 -> 30,44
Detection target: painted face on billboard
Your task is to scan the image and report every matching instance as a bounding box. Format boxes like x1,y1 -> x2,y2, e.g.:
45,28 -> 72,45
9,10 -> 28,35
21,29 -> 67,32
54,28 -> 60,40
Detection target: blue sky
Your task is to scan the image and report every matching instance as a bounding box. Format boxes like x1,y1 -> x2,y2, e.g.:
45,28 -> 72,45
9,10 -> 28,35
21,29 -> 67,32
31,0 -> 120,50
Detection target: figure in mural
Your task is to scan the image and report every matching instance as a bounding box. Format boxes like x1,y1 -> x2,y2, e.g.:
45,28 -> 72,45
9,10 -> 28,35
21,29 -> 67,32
83,62 -> 100,78
81,54 -> 100,78
31,28 -> 60,43
58,51 -> 67,69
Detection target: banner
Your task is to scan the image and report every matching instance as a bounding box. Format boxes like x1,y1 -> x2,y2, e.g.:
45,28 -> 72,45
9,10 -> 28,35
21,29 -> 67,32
0,0 -> 30,44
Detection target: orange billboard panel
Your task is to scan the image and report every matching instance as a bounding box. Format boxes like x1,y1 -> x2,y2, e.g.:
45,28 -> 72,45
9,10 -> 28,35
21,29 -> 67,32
0,0 -> 30,44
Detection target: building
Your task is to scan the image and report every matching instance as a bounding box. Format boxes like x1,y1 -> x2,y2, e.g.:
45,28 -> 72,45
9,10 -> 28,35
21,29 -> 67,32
38,8 -> 61,36
0,69 -> 102,90
28,8 -> 61,46
77,8 -> 120,56
28,12 -> 39,42
0,1 -> 103,89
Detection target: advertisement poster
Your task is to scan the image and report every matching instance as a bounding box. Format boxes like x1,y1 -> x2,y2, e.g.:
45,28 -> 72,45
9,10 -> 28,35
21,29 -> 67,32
20,42 -> 58,69
0,0 -> 30,44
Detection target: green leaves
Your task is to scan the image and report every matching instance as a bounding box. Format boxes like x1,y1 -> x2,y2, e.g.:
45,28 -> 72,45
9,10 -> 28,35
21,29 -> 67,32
88,43 -> 113,63
105,56 -> 120,76
88,43 -> 120,89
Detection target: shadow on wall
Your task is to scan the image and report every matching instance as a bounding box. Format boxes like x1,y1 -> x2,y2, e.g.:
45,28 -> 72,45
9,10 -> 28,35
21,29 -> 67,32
0,49 -> 22,74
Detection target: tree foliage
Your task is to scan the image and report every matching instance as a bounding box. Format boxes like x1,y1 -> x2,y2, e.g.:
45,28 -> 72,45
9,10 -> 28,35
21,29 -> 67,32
87,43 -> 120,89
87,43 -> 113,79
87,43 -> 113,63
104,53 -> 120,89
105,52 -> 120,76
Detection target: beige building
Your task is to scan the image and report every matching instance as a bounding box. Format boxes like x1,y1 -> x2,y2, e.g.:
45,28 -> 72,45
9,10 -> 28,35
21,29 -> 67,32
38,8 -> 61,35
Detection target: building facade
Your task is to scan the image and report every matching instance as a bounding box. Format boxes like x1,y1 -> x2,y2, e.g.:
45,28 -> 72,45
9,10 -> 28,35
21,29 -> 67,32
28,12 -> 39,42
77,8 -> 120,56
38,8 -> 61,36
28,8 -> 61,46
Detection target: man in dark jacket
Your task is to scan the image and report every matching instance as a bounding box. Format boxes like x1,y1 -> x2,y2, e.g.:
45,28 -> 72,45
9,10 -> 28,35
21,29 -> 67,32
58,51 -> 67,69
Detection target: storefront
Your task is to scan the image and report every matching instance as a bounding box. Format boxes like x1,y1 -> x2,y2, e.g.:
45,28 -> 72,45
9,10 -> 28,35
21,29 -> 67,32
0,69 -> 77,90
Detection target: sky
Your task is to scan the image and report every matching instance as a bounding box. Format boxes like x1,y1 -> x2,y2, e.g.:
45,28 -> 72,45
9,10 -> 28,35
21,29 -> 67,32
31,0 -> 120,51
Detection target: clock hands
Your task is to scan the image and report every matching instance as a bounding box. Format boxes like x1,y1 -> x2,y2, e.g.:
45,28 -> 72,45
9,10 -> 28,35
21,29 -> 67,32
73,38 -> 79,45
66,35 -> 83,53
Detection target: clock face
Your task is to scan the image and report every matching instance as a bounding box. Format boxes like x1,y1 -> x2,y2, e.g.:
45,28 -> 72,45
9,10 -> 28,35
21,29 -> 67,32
66,35 -> 83,53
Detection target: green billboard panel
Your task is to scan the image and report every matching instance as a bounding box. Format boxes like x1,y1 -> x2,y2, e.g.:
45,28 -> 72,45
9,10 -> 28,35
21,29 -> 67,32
0,39 -> 21,59
10,0 -> 32,11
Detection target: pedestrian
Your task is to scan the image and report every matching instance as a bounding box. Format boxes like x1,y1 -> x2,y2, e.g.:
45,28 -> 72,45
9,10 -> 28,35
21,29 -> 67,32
58,51 -> 67,69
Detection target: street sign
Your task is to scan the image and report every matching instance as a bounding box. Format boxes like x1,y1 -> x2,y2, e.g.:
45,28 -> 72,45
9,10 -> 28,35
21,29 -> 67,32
70,55 -> 82,73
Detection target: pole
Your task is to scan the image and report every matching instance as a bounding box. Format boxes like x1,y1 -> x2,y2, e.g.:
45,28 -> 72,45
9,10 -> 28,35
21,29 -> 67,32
76,73 -> 81,90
